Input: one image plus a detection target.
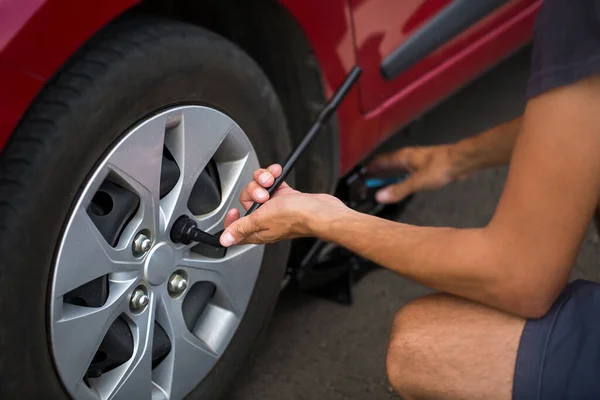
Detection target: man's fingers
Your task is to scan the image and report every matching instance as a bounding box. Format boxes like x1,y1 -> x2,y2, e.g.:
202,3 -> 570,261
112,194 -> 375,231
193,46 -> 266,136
252,164 -> 283,188
368,153 -> 397,174
265,164 -> 292,190
224,208 -> 240,228
375,176 -> 419,204
368,149 -> 414,175
267,164 -> 282,178
240,181 -> 271,206
253,168 -> 274,187
241,164 -> 292,208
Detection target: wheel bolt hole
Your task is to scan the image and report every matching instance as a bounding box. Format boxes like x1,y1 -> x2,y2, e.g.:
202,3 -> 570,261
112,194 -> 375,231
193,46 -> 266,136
90,190 -> 114,216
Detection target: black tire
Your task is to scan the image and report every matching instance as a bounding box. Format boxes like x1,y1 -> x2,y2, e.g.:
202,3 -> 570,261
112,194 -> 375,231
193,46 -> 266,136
0,15 -> 292,399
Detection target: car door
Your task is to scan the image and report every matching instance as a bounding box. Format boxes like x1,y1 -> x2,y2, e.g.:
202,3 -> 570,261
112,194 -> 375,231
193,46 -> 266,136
349,0 -> 539,132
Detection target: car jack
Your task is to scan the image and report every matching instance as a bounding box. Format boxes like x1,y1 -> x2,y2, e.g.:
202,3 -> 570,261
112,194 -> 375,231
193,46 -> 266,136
295,243 -> 378,306
290,165 -> 411,305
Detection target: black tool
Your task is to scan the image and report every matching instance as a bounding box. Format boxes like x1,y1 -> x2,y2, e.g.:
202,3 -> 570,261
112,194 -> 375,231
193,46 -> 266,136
170,66 -> 362,249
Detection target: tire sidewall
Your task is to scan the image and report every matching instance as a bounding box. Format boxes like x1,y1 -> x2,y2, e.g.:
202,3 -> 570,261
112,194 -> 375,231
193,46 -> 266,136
0,18 -> 292,399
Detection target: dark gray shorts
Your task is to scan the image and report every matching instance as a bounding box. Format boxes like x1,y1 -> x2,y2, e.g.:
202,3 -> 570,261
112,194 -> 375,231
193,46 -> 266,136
513,279 -> 600,399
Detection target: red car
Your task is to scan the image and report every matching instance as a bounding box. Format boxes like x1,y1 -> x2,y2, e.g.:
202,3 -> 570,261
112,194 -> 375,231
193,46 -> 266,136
0,1 -> 540,399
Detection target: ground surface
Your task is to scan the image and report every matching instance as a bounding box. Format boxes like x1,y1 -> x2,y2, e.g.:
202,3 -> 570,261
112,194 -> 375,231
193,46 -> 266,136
227,48 -> 600,400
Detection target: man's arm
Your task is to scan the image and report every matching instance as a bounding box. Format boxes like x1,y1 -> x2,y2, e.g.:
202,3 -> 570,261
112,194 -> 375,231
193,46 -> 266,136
315,76 -> 600,318
222,75 -> 600,319
452,116 -> 522,174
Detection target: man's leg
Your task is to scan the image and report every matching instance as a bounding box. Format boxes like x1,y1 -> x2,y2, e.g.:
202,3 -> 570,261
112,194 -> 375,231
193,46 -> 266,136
386,293 -> 525,400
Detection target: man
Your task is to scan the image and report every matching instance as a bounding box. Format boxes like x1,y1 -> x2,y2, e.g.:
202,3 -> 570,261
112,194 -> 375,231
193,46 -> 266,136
220,0 -> 600,398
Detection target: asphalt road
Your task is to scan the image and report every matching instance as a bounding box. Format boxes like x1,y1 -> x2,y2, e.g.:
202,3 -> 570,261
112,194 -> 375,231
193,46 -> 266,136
228,48 -> 600,400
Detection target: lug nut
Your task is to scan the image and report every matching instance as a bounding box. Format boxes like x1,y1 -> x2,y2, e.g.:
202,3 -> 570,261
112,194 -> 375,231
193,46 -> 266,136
168,273 -> 188,297
133,233 -> 152,254
130,287 -> 149,311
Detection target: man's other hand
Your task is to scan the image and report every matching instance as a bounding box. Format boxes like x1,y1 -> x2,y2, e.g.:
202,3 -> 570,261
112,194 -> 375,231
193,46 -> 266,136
367,145 -> 468,204
219,164 -> 349,247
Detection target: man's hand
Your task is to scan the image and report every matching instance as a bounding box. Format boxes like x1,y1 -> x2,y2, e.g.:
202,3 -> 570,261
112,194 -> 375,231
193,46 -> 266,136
367,144 -> 467,204
219,164 -> 349,247
367,117 -> 523,204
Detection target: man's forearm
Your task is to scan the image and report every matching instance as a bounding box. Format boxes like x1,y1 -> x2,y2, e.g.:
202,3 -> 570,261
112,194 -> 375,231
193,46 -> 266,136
304,119 -> 524,314
312,210 -> 519,314
451,116 -> 522,176
308,118 -> 524,313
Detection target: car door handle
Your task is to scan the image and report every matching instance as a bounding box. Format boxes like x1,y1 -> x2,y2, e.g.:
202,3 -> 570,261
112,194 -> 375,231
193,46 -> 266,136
380,0 -> 512,81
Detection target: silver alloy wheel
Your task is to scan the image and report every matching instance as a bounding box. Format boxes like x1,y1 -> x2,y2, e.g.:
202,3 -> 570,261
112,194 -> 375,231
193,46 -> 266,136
50,106 -> 264,400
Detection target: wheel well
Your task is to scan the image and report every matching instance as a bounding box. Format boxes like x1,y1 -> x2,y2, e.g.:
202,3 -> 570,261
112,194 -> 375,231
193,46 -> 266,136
138,0 -> 339,194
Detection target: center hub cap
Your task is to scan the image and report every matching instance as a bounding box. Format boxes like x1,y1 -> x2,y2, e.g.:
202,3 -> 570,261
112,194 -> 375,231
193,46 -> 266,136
145,242 -> 176,285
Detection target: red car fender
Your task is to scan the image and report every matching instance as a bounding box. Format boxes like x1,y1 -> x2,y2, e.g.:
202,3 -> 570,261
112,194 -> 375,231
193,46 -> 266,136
0,0 -> 541,177
1,0 -> 363,164
0,0 -> 140,150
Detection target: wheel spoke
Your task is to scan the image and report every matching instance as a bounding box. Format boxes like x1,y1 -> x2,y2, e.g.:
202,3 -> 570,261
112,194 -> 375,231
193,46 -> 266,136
106,112 -> 167,236
93,294 -> 156,400
196,152 -> 257,233
179,244 -> 265,316
168,107 -> 235,193
52,279 -> 137,393
161,108 -> 236,227
53,206 -> 132,298
153,297 -> 219,399
167,331 -> 219,399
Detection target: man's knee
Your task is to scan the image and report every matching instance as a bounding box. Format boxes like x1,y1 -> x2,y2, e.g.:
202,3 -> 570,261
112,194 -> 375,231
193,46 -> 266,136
386,293 -> 525,399
386,294 -> 448,398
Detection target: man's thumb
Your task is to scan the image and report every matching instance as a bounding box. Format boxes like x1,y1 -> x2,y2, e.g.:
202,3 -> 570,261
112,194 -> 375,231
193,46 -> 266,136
220,229 -> 238,247
220,215 -> 258,247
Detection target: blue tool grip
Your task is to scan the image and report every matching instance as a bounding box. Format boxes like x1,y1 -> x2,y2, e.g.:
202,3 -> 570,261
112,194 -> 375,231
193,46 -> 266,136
365,176 -> 406,189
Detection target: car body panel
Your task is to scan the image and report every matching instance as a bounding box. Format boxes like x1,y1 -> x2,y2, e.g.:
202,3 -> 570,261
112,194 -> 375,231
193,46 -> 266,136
0,0 -> 139,76
0,63 -> 43,144
0,0 -> 140,150
375,1 -> 539,145
350,0 -> 536,112
282,0 -> 541,173
277,0 -> 379,176
0,0 -> 541,175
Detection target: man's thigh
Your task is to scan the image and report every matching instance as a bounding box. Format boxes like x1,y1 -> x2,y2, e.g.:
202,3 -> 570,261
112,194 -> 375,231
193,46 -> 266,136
386,292 -> 525,400
387,280 -> 600,400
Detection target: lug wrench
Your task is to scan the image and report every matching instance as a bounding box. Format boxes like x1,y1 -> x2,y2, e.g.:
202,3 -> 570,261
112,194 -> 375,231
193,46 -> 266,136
170,66 -> 362,249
